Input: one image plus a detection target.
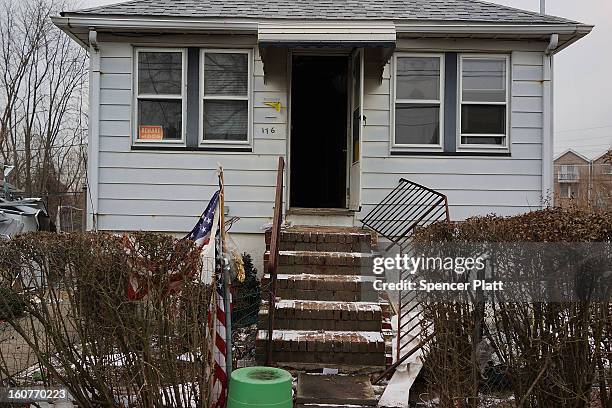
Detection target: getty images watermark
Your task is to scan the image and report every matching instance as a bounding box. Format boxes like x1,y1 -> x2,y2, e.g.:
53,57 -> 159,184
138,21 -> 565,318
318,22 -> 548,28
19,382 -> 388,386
364,243 -> 612,303
371,254 -> 504,293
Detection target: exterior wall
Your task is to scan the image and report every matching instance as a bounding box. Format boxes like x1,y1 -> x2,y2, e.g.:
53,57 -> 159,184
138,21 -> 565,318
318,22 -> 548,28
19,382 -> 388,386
91,35 -> 552,255
94,36 -> 286,239
553,151 -> 590,207
361,39 -> 549,220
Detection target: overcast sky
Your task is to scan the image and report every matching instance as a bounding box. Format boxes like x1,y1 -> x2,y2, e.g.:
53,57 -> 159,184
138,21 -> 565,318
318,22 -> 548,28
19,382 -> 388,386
76,0 -> 612,159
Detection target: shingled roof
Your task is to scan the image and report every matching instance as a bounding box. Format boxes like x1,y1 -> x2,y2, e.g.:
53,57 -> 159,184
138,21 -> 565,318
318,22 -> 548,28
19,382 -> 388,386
64,0 -> 579,25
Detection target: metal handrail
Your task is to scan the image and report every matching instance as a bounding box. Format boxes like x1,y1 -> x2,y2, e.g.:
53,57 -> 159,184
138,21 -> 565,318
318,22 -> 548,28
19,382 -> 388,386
361,178 -> 449,253
361,178 -> 449,383
266,156 -> 285,366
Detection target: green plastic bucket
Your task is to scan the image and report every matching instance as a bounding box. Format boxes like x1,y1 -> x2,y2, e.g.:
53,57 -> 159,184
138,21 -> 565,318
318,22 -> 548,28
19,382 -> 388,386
228,366 -> 293,408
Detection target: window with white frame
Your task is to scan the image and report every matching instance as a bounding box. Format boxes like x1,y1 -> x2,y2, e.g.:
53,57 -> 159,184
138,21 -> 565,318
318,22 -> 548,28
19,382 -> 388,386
459,56 -> 509,148
560,183 -> 578,199
135,49 -> 185,142
201,51 -> 250,143
393,54 -> 444,147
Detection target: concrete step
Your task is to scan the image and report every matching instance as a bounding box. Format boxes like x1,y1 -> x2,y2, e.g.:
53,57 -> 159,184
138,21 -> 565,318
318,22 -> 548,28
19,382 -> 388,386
255,330 -> 386,367
296,373 -> 377,407
258,300 -> 383,331
263,273 -> 379,302
266,250 -> 375,275
266,225 -> 376,252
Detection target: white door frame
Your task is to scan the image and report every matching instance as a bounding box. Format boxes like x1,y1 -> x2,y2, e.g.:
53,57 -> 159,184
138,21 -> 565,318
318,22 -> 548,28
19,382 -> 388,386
349,48 -> 364,211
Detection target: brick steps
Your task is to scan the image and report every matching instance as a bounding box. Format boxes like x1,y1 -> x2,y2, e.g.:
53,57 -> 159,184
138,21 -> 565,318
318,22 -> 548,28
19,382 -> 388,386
255,330 -> 386,366
257,225 -> 387,372
265,250 -> 375,275
263,273 -> 379,302
258,300 -> 383,331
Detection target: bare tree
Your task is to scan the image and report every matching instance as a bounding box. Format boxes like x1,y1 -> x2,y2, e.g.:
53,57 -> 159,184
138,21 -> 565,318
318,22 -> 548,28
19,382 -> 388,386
0,0 -> 87,198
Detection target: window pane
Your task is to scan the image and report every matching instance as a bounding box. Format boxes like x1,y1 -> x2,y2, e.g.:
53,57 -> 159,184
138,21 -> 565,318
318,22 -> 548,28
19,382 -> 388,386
461,136 -> 505,145
138,52 -> 182,95
461,104 -> 506,135
560,184 -> 570,198
396,57 -> 440,100
395,103 -> 440,145
137,99 -> 182,140
204,53 -> 248,96
203,100 -> 248,141
462,58 -> 506,102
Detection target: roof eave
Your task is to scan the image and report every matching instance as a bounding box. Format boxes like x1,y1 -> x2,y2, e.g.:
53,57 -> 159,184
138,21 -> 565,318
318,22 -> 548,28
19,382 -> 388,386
52,14 -> 593,51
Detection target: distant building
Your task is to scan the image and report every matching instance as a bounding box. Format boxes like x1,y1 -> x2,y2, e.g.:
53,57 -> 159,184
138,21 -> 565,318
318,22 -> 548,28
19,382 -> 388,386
553,149 -> 612,208
592,151 -> 612,208
554,149 -> 591,207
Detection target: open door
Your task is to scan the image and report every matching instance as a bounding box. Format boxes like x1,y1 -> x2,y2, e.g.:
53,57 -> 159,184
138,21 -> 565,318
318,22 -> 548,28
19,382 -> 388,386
349,49 -> 364,211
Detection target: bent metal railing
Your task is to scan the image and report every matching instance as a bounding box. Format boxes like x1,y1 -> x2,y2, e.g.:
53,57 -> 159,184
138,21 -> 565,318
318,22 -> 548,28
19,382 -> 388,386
361,178 -> 449,382
266,156 -> 285,366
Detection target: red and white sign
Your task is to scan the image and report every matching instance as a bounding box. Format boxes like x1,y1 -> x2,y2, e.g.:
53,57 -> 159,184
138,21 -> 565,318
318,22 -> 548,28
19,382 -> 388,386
139,125 -> 164,140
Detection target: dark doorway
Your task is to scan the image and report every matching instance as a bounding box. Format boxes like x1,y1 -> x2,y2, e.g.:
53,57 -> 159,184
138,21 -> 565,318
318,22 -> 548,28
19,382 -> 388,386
290,55 -> 348,208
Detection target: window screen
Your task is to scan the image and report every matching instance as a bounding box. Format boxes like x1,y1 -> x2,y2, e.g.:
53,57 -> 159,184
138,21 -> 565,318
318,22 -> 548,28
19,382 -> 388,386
394,55 -> 443,146
202,52 -> 250,143
136,50 -> 184,142
460,56 -> 508,147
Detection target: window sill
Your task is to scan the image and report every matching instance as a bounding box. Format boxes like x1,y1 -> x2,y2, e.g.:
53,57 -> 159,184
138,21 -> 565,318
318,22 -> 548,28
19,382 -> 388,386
131,145 -> 252,153
390,150 -> 511,157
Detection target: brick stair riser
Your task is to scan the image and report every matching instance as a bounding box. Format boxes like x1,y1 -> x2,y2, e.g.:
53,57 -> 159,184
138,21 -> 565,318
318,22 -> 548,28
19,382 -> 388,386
265,253 -> 374,272
262,276 -> 375,293
277,253 -> 372,266
255,342 -> 385,366
275,288 -> 379,302
262,277 -> 379,302
256,351 -> 386,366
268,241 -> 373,253
265,231 -> 374,252
272,263 -> 374,276
257,314 -> 382,332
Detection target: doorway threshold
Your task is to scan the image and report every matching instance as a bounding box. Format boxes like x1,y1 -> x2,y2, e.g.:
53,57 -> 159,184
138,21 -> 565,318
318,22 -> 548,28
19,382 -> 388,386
287,207 -> 355,216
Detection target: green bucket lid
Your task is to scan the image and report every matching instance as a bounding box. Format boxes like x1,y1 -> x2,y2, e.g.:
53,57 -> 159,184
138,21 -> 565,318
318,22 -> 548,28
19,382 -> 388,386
228,367 -> 293,408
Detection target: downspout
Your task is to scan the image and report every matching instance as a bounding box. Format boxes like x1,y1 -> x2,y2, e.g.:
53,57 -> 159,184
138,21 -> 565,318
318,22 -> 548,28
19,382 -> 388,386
88,30 -> 100,230
542,33 -> 559,206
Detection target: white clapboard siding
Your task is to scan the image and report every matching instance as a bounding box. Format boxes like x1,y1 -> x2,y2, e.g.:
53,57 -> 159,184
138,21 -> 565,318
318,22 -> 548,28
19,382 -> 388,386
359,204 -> 541,222
97,214 -> 269,234
361,188 -> 542,207
362,141 -> 543,159
362,157 -> 543,175
94,41 -> 286,234
98,199 -> 274,218
99,183 -> 277,202
360,50 -> 546,220
99,167 -> 277,186
362,173 -> 542,191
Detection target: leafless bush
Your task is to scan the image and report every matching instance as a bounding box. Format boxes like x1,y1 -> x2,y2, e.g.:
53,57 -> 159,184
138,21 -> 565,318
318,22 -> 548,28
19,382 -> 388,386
414,207 -> 612,408
0,232 -> 214,407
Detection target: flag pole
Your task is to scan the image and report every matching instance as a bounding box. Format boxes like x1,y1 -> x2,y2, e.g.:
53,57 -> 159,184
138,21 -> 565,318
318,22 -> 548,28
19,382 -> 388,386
219,166 -> 233,379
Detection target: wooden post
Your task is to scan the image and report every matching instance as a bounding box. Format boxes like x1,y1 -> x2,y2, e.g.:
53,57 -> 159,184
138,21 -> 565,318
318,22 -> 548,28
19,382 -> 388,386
219,167 -> 233,379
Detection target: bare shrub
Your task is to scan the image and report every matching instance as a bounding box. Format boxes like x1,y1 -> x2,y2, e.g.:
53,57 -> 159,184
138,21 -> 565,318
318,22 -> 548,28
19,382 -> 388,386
0,232 -> 214,407
414,207 -> 612,408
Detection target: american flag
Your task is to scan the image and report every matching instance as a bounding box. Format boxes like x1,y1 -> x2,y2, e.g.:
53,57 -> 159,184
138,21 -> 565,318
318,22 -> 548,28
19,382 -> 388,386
186,190 -> 220,248
186,190 -> 230,407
